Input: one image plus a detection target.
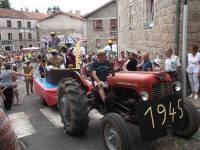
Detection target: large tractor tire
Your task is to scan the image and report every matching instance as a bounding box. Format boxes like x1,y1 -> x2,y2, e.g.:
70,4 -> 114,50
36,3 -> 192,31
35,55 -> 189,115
173,100 -> 200,138
102,113 -> 133,150
58,78 -> 89,136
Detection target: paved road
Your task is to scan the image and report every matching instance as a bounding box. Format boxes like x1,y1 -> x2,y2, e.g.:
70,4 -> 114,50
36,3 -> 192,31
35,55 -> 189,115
1,63 -> 200,150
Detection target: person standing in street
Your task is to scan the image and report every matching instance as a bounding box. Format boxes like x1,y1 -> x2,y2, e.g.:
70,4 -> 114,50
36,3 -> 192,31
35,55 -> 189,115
0,64 -> 30,110
137,53 -> 152,71
23,60 -> 33,95
187,44 -> 200,99
117,51 -> 127,70
164,48 -> 181,82
126,53 -> 137,71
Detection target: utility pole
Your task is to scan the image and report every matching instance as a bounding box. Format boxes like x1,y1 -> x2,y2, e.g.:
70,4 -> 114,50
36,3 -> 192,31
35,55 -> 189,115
182,0 -> 188,99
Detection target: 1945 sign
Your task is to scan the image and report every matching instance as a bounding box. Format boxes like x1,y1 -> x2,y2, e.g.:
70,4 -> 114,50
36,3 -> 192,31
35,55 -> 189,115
136,92 -> 185,141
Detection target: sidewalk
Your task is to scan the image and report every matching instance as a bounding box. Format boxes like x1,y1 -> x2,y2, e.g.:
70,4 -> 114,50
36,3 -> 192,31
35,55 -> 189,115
188,97 -> 200,109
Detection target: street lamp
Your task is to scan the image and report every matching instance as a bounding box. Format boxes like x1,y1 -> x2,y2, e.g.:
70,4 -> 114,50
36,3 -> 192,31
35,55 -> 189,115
108,39 -> 113,57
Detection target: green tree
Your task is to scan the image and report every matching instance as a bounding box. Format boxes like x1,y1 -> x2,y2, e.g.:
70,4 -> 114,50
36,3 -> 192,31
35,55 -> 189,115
52,6 -> 57,13
0,0 -> 11,9
47,7 -> 52,13
35,8 -> 39,13
56,6 -> 60,11
52,6 -> 61,13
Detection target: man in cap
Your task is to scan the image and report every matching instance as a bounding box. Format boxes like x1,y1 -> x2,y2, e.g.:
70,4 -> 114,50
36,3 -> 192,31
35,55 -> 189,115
91,49 -> 112,103
23,60 -> 33,95
48,49 -> 64,68
48,32 -> 60,49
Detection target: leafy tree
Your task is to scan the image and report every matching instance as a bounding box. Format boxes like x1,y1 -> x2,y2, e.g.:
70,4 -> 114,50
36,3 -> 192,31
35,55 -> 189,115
0,0 -> 11,9
47,7 -> 52,13
56,6 -> 60,11
35,8 -> 39,13
47,6 -> 61,14
52,6 -> 61,13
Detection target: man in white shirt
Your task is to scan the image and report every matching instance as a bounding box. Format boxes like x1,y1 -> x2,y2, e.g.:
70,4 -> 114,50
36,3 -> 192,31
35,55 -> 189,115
164,48 -> 181,82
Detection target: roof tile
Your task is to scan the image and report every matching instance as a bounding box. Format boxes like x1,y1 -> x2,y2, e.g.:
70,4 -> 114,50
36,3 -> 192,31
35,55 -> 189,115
0,8 -> 47,20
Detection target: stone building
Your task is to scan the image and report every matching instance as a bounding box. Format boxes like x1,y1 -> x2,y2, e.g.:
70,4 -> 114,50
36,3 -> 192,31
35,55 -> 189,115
118,0 -> 200,57
37,11 -> 84,43
84,0 -> 117,53
0,8 -> 47,51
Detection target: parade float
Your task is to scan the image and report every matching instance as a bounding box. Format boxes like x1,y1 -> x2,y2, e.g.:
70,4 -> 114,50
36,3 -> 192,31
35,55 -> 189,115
33,39 -> 82,106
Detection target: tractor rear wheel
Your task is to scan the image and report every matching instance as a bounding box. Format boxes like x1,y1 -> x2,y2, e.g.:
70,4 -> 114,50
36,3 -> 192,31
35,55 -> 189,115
102,113 -> 133,150
173,100 -> 200,138
58,79 -> 89,136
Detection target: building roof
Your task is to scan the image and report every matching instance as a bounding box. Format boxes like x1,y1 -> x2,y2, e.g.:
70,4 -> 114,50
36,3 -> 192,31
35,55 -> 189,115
37,11 -> 83,22
84,0 -> 116,18
0,8 -> 47,20
23,11 -> 47,20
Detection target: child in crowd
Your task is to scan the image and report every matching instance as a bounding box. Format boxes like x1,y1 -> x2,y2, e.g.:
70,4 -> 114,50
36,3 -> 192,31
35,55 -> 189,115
13,75 -> 20,105
12,64 -> 20,105
39,59 -> 46,78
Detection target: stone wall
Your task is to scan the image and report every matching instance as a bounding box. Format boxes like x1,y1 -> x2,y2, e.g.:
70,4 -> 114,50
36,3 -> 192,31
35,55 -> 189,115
118,0 -> 200,59
118,0 -> 177,58
86,1 -> 117,53
187,0 -> 200,48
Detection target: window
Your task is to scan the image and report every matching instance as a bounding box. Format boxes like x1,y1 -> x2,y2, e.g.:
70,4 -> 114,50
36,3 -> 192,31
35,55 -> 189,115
17,21 -> 22,28
93,20 -> 103,30
28,33 -> 32,40
7,20 -> 11,28
96,39 -> 101,48
19,33 -> 23,41
144,0 -> 154,28
29,45 -> 32,47
27,22 -> 31,28
4,46 -> 14,51
8,33 -> 12,40
110,19 -> 117,30
20,45 -> 23,50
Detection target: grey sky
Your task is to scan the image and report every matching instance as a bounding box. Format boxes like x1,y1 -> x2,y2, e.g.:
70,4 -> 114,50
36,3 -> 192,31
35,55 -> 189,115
9,0 -> 111,15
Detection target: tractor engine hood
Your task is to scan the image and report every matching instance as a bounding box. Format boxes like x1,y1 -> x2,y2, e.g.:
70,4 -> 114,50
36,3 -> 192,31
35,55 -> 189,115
107,71 -> 171,89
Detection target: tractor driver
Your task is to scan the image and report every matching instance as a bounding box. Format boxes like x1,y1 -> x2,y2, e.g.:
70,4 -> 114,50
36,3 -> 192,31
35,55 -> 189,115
91,49 -> 112,102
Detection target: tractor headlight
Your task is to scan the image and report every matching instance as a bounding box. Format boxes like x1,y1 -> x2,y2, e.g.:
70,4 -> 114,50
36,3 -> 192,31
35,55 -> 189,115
174,81 -> 182,92
140,91 -> 149,101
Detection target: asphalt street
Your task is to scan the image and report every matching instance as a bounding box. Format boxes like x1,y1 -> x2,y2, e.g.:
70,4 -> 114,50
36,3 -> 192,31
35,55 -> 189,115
1,64 -> 200,150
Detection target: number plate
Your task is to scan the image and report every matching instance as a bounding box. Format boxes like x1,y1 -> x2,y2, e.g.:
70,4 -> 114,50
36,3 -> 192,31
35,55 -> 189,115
135,92 -> 185,141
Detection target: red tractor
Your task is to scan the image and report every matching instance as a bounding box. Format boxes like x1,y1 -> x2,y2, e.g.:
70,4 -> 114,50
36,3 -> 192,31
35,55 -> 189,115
58,71 -> 199,150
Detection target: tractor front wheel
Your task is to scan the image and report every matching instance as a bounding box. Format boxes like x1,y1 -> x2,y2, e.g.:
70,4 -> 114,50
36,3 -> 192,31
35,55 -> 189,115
173,100 -> 200,138
102,113 -> 133,150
